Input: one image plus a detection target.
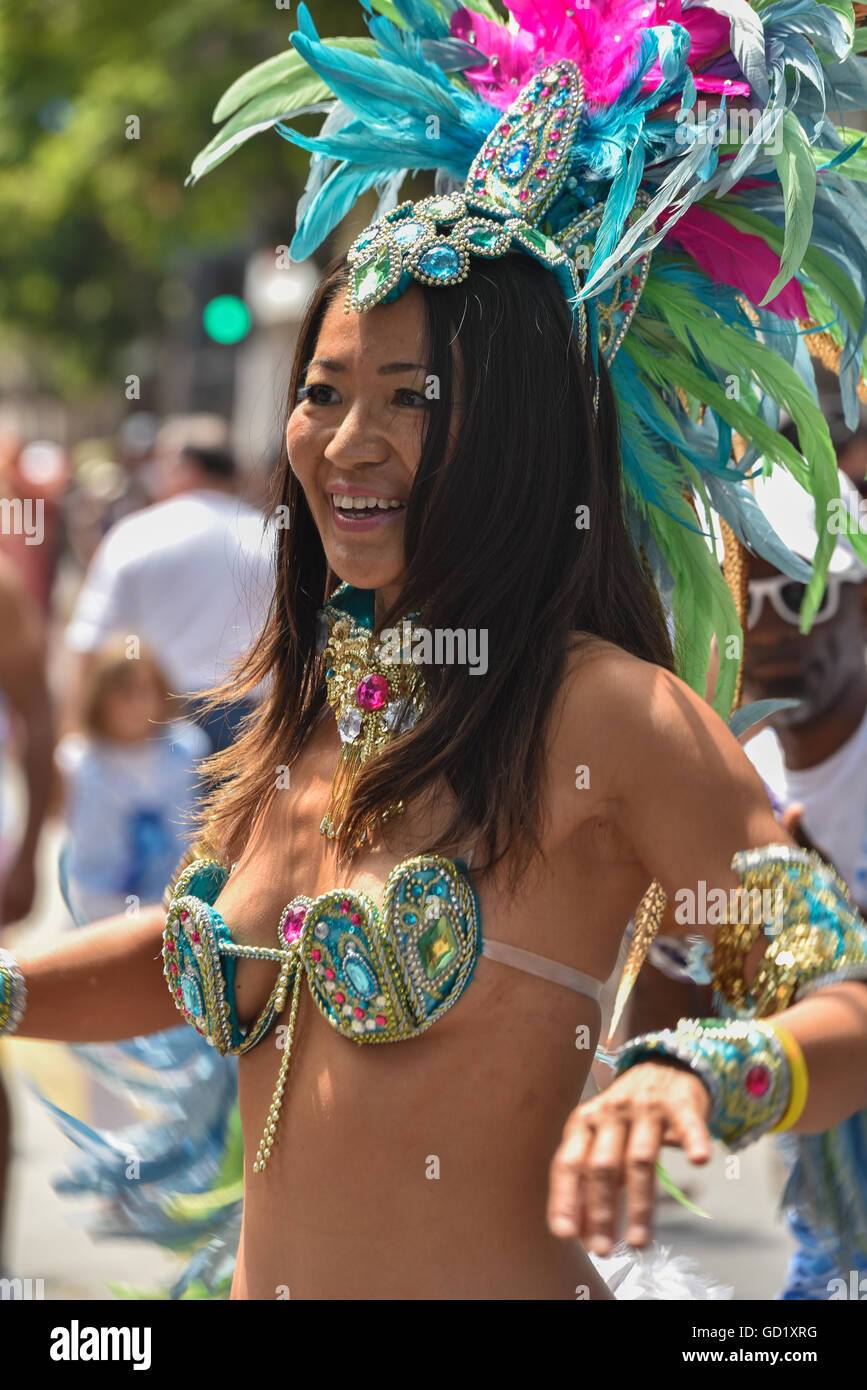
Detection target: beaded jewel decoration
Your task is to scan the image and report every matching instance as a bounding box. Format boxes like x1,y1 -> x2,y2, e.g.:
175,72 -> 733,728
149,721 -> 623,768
616,1016 -> 795,1151
316,582 -> 427,848
342,59 -> 648,385
162,851 -> 481,1171
0,948 -> 26,1038
713,844 -> 867,1016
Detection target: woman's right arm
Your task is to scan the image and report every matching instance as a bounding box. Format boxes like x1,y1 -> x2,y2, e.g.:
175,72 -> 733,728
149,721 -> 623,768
10,904 -> 179,1042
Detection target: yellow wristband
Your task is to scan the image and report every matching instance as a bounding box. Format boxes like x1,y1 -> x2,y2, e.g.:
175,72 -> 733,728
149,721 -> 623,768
767,1022 -> 808,1134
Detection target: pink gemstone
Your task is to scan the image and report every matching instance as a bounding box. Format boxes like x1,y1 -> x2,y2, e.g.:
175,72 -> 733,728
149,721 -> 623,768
536,169 -> 547,178
521,102 -> 531,112
555,106 -> 565,116
341,899 -> 350,913
175,988 -> 182,998
558,75 -> 568,86
540,86 -> 549,98
165,940 -> 174,952
350,912 -> 360,925
519,190 -> 529,201
355,673 -> 389,711
324,967 -> 335,980
550,131 -> 561,142
375,1014 -> 387,1026
169,963 -> 178,974
622,300 -> 633,312
181,910 -> 189,921
334,991 -> 345,1004
485,146 -> 494,157
191,931 -> 200,943
501,123 -> 511,134
311,948 -> 321,962
745,1065 -> 770,1097
281,906 -> 306,943
353,1007 -> 365,1019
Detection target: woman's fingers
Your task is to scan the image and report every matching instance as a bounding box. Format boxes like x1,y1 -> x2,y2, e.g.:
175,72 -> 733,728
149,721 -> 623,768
623,1111 -> 665,1247
548,1065 -> 715,1250
670,1104 -> 713,1164
547,1113 -> 594,1238
582,1109 -> 630,1255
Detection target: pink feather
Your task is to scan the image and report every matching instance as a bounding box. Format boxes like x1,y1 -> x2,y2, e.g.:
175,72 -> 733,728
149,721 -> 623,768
452,0 -> 750,109
663,206 -> 809,319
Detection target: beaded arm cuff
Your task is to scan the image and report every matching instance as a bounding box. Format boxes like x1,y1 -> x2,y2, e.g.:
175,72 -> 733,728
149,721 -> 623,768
713,845 -> 867,1016
0,947 -> 27,1037
615,1017 -> 793,1151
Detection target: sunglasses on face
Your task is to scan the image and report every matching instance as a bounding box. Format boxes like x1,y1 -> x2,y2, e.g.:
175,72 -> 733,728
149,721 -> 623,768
747,574 -> 846,630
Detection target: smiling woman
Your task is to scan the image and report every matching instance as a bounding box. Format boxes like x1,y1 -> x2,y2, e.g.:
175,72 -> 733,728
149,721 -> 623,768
9,0 -> 867,1307
198,251 -> 674,883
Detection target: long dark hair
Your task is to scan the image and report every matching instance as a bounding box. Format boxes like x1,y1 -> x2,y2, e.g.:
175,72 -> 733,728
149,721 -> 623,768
195,250 -> 674,886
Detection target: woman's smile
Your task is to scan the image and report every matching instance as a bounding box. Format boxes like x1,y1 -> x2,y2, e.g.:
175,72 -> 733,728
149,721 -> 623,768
328,485 -> 408,532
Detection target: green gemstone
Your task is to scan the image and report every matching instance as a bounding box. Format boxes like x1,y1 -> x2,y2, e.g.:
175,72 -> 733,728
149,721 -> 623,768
467,226 -> 502,251
424,197 -> 460,221
417,914 -> 458,980
354,243 -> 392,303
521,227 -> 561,258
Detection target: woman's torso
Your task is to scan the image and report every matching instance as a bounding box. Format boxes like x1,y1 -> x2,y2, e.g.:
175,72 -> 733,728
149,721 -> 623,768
213,696 -> 650,1300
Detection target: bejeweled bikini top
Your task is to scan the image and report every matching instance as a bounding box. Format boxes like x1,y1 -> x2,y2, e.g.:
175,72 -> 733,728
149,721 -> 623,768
163,852 -> 605,1054
162,851 -> 606,1170
163,853 -> 483,1056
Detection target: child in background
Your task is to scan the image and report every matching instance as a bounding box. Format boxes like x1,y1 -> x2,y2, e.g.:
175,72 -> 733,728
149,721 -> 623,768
56,640 -> 208,924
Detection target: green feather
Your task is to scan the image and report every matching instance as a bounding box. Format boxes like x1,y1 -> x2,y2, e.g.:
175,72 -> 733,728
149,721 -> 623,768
765,111 -> 817,305
627,326 -> 841,629
647,499 -> 741,715
212,38 -> 378,124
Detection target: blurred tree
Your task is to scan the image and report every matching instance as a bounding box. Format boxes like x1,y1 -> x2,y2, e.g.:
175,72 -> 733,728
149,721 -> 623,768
0,0 -> 367,395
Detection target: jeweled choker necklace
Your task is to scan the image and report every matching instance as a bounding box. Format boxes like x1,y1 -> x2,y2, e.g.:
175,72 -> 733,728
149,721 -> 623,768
316,583 -> 427,852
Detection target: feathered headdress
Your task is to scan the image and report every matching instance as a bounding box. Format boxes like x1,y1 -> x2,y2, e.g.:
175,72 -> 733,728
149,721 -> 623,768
190,0 -> 867,720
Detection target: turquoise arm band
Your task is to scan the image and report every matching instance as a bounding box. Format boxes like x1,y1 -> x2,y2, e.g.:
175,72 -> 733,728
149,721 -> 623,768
615,1016 -> 793,1151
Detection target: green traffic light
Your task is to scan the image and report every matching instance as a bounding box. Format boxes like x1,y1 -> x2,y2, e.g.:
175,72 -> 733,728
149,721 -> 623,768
202,294 -> 251,344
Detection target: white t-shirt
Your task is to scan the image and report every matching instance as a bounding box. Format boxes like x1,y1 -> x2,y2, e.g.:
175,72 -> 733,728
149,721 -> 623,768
744,704 -> 867,908
66,489 -> 275,697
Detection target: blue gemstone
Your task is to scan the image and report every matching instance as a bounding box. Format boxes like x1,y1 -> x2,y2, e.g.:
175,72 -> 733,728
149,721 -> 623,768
181,975 -> 202,1015
404,911 -> 417,925
500,139 -> 532,181
417,244 -> 462,280
392,220 -> 428,248
344,955 -> 375,998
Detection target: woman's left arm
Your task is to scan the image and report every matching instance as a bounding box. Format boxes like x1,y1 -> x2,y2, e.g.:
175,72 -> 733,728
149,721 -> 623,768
546,651 -> 867,1252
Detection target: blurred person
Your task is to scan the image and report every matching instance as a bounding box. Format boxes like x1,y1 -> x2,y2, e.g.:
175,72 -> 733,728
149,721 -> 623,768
0,439 -> 69,617
65,418 -> 273,753
55,640 -> 209,924
742,469 -> 867,907
0,552 -> 53,1266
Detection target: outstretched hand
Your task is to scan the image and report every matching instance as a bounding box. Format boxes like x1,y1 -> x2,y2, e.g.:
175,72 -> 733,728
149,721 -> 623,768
546,1061 -> 712,1255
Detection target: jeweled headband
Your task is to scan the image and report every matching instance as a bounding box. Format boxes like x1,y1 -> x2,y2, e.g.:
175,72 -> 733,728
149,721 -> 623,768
343,58 -> 649,387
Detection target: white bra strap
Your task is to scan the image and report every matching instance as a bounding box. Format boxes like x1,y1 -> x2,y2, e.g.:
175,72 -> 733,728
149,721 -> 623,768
481,938 -> 604,1002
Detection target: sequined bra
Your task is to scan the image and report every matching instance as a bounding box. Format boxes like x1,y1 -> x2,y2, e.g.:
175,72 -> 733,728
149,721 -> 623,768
162,852 -> 605,1058
162,850 -> 606,1169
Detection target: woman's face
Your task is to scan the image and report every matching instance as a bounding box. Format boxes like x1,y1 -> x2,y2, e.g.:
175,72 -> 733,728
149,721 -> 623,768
286,285 -> 440,608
